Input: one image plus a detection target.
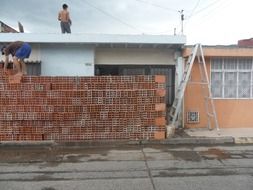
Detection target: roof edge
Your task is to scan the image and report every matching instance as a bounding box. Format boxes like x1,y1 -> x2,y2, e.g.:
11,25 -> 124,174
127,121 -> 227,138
0,33 -> 186,45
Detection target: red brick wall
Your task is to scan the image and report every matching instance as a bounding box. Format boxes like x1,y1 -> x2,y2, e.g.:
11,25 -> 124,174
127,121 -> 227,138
0,69 -> 166,141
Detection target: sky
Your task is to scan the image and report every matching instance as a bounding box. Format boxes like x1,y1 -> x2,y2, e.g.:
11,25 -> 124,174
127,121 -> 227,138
0,0 -> 253,45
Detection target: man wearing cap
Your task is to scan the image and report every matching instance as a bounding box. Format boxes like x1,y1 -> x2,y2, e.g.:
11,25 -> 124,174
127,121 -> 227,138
1,41 -> 31,76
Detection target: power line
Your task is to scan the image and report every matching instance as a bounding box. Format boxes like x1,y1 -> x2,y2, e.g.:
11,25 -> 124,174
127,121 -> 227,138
188,0 -> 221,18
188,0 -> 201,19
184,0 -> 223,26
83,0 -> 144,33
134,0 -> 183,35
185,0 -> 230,28
135,0 -> 178,13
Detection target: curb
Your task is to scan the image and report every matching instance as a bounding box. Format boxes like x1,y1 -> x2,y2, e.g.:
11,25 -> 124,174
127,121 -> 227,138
234,137 -> 253,144
140,137 -> 234,145
0,141 -> 56,147
0,137 -> 235,148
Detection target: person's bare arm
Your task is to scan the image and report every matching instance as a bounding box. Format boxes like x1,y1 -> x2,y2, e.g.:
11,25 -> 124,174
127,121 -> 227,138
67,12 -> 72,25
58,12 -> 61,21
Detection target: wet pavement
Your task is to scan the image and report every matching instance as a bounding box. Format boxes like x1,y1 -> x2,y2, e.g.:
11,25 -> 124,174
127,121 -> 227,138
0,144 -> 253,190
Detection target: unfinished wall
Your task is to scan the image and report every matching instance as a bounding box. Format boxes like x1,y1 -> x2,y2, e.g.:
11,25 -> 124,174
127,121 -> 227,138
0,68 -> 166,141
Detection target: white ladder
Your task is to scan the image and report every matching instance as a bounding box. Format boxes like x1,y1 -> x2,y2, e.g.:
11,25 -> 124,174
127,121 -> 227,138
169,44 -> 219,131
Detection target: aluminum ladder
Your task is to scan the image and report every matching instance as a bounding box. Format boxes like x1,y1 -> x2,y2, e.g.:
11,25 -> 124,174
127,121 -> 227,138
169,44 -> 219,131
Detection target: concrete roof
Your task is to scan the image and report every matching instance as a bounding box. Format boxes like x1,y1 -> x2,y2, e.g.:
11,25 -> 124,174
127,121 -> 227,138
183,46 -> 253,57
0,33 -> 186,47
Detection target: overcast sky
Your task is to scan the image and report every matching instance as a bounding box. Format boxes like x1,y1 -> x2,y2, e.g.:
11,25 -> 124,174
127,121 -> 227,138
0,0 -> 252,45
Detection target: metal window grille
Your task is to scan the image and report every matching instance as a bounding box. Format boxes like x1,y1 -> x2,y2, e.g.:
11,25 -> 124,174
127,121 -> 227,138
238,72 -> 251,98
211,57 -> 253,99
187,111 -> 200,123
211,72 -> 223,97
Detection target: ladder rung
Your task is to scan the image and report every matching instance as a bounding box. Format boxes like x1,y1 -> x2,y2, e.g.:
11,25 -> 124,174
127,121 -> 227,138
207,113 -> 214,117
204,96 -> 212,99
188,82 -> 209,85
170,106 -> 176,112
169,113 -> 174,118
172,105 -> 177,109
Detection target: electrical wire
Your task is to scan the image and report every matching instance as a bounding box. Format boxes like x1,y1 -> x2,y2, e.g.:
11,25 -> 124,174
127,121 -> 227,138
83,0 -> 144,33
188,0 -> 201,19
185,0 -> 230,28
184,0 -> 223,27
134,0 -> 182,35
166,0 -> 226,36
135,0 -> 178,12
188,0 -> 221,18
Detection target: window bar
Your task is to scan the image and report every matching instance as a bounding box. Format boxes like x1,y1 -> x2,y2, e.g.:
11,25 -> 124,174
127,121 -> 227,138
222,58 -> 225,98
251,58 -> 253,98
236,58 -> 239,98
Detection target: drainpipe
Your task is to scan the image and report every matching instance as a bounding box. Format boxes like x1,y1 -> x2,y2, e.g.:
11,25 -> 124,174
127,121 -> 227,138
167,50 -> 184,137
175,54 -> 184,128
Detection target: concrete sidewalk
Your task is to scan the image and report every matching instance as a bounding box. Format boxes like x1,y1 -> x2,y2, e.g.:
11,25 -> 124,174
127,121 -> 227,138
185,128 -> 253,144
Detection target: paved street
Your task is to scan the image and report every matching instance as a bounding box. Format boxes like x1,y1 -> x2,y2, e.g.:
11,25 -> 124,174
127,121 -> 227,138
0,144 -> 252,190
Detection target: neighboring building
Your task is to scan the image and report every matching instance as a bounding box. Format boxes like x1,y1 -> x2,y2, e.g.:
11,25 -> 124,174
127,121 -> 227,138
0,21 -> 18,33
0,33 -> 186,114
238,38 -> 253,47
184,46 -> 253,129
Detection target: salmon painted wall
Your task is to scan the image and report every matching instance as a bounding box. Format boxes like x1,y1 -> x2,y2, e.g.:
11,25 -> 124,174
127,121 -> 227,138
184,57 -> 211,128
184,56 -> 253,129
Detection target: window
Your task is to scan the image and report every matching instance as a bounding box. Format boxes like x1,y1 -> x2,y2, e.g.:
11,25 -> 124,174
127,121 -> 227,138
211,57 -> 253,98
0,61 -> 41,75
26,62 -> 41,75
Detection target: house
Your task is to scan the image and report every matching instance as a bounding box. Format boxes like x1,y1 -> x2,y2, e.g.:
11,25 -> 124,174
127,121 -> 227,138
184,45 -> 253,129
0,33 -> 186,111
0,33 -> 187,141
238,38 -> 253,47
0,21 -> 18,33
3,33 -> 253,130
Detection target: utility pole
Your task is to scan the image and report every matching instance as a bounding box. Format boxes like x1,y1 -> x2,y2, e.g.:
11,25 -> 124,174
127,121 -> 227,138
178,10 -> 184,35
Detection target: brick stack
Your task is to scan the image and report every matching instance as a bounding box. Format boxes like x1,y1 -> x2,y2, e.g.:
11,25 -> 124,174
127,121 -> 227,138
0,68 -> 166,141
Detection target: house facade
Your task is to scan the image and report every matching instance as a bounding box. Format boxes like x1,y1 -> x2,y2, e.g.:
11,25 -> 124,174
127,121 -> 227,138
2,33 -> 253,130
0,33 -> 186,116
184,46 -> 253,129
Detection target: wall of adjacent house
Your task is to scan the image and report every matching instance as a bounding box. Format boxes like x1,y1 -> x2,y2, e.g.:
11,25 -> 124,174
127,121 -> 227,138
95,48 -> 176,65
1,43 -> 95,76
40,44 -> 94,76
184,56 -> 253,128
184,58 -> 212,128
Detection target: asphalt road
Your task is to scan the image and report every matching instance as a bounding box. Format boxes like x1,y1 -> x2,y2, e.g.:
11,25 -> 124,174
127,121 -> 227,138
0,144 -> 252,190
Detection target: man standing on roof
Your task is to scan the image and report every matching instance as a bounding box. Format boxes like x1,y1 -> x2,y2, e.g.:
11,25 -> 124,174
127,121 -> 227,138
58,3 -> 72,34
1,41 -> 31,76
